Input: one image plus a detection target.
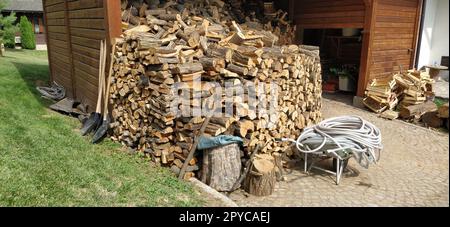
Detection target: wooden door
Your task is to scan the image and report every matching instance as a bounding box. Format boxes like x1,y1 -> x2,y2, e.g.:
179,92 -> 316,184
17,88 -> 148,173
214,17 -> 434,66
368,0 -> 423,83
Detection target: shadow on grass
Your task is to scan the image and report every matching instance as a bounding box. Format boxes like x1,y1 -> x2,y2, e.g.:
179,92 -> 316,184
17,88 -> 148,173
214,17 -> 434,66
11,61 -> 53,107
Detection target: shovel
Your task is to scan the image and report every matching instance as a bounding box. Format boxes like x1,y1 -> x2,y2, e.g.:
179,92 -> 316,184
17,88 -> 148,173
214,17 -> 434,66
80,40 -> 107,135
92,40 -> 116,143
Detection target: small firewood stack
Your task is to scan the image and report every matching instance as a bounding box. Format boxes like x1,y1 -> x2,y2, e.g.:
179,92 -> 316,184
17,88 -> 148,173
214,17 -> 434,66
363,75 -> 399,113
111,0 -> 322,178
395,70 -> 435,109
364,70 -> 435,115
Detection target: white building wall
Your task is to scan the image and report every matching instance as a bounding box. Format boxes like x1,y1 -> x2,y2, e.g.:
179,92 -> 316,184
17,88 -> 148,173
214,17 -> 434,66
418,0 -> 449,68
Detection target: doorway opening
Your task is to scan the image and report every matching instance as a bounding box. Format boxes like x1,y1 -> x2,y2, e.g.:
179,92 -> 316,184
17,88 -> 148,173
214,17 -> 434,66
302,28 -> 363,105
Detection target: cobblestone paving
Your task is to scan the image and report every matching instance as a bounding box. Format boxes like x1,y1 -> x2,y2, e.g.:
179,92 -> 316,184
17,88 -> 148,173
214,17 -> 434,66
229,98 -> 449,207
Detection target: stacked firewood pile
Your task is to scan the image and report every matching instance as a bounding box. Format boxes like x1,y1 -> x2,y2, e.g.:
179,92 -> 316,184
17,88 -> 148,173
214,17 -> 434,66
225,0 -> 297,45
363,76 -> 399,113
121,0 -> 296,46
395,71 -> 434,108
363,70 -> 446,125
111,0 -> 322,179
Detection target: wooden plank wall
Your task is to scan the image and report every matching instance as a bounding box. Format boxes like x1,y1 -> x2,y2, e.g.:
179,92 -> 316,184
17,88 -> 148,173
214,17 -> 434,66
68,0 -> 105,111
367,0 -> 422,81
44,0 -> 74,98
294,0 -> 366,29
43,0 -> 107,112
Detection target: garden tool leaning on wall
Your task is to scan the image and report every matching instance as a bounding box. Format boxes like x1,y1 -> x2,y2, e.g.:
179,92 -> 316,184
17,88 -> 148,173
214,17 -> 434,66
80,40 -> 107,136
93,39 -> 117,143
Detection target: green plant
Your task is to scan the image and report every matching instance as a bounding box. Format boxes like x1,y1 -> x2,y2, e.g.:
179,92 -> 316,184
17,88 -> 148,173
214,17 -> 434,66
434,97 -> 447,108
0,11 -> 18,48
0,0 -> 8,10
19,16 -> 35,49
330,65 -> 358,81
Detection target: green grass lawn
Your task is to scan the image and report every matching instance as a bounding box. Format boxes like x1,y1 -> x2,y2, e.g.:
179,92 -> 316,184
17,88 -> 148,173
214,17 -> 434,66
0,49 -> 202,207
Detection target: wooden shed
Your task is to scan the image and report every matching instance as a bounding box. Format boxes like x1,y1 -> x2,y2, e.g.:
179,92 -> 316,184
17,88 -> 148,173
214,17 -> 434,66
290,0 -> 424,96
42,0 -> 424,110
42,0 -> 121,111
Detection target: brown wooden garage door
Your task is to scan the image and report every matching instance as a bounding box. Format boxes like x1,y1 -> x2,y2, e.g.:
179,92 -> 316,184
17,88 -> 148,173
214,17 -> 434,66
368,0 -> 422,81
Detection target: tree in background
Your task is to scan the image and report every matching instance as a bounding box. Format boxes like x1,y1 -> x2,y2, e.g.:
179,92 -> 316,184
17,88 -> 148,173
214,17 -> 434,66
1,0 -> 18,49
19,16 -> 35,49
0,0 -> 6,9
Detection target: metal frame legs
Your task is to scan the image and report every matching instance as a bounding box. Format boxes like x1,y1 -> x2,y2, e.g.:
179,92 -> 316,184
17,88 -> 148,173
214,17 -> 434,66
303,153 -> 346,185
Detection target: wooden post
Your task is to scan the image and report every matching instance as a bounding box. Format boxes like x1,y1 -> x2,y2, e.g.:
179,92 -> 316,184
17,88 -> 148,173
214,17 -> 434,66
103,0 -> 122,109
288,0 -> 295,22
357,0 -> 378,97
104,0 -> 122,45
411,0 -> 424,68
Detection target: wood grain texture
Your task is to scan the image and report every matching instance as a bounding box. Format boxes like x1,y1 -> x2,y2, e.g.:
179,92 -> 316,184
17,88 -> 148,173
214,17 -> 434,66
43,0 -> 111,111
367,0 -> 422,84
294,0 -> 366,29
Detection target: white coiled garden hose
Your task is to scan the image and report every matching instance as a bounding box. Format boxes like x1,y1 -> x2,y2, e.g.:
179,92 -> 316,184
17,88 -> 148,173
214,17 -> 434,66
282,116 -> 383,169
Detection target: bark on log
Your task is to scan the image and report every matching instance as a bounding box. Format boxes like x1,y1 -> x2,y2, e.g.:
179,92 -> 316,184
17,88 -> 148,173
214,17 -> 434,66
399,101 -> 438,119
202,143 -> 242,192
422,111 -> 443,128
244,155 -> 276,196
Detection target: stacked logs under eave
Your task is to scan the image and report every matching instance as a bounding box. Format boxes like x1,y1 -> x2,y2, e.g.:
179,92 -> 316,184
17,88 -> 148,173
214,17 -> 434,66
111,0 -> 322,179
121,0 -> 296,46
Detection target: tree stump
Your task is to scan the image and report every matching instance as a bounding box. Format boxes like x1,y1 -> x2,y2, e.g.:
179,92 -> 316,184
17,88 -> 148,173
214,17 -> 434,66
202,143 -> 241,192
244,154 -> 276,196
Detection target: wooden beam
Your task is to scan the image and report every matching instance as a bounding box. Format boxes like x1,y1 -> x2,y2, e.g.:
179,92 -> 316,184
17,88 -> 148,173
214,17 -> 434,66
100,0 -> 122,111
410,0 -> 424,68
104,0 -> 122,45
289,0 -> 295,21
296,23 -> 364,29
357,0 -> 378,97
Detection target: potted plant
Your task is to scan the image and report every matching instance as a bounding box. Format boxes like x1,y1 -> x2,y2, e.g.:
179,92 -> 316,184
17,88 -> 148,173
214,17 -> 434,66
330,66 -> 357,92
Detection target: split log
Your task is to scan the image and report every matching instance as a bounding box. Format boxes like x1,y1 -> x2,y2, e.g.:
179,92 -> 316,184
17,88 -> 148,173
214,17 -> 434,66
199,57 -> 222,71
380,110 -> 399,120
227,63 -> 249,75
244,154 -> 276,196
174,62 -> 203,74
399,101 -> 438,119
235,119 -> 254,137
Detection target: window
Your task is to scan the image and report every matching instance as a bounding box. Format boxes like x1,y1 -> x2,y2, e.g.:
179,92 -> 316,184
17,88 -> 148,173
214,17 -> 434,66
34,16 -> 39,33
